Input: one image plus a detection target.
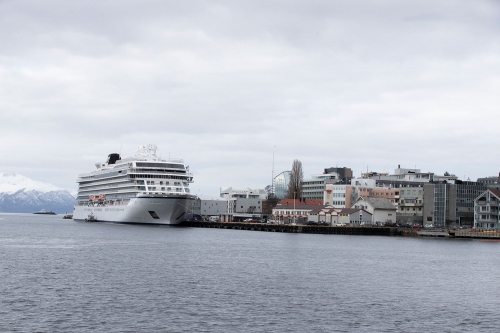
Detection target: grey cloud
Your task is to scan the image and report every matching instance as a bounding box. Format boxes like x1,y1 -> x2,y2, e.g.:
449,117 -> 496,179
1,0 -> 500,194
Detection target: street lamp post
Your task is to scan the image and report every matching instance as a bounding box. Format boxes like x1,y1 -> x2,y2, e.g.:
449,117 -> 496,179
293,192 -> 297,224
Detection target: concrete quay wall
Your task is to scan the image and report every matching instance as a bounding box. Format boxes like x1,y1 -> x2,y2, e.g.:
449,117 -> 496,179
181,222 -> 500,240
181,221 -> 403,236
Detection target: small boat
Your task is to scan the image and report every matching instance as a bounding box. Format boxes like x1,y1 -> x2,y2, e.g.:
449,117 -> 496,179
33,209 -> 56,215
84,214 -> 97,222
63,213 -> 73,219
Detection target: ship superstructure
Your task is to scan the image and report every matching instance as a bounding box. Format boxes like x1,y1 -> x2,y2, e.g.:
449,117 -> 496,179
73,144 -> 195,224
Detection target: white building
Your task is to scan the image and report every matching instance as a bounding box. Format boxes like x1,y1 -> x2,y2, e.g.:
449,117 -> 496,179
474,189 -> 500,229
220,187 -> 267,200
220,187 -> 266,215
197,195 -> 228,217
324,184 -> 354,208
363,166 -> 458,185
351,197 -> 397,225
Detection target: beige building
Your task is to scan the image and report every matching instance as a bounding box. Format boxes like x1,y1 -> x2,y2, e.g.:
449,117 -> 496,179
398,186 -> 424,225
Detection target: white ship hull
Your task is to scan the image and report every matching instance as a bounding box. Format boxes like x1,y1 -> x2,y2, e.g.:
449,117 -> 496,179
73,195 -> 195,225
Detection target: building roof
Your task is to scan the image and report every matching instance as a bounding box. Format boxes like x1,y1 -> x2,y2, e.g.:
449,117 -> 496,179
339,208 -> 372,215
356,197 -> 396,210
274,199 -> 325,211
308,206 -> 338,215
489,189 -> 500,198
474,188 -> 500,201
279,199 -> 323,205
198,195 -> 228,201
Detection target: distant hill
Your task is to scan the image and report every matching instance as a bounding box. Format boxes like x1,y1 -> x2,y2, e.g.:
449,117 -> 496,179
0,173 -> 75,214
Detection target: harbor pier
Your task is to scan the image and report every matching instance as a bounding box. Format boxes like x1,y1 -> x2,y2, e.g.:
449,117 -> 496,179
181,221 -> 500,240
181,221 -> 403,236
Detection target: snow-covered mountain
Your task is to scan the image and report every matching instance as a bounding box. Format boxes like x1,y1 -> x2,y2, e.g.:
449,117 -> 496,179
0,173 -> 76,214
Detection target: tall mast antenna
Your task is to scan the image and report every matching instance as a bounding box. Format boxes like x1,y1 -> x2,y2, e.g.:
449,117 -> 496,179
271,146 -> 276,196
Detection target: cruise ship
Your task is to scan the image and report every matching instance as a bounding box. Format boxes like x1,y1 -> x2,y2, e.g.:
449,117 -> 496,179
73,144 -> 196,225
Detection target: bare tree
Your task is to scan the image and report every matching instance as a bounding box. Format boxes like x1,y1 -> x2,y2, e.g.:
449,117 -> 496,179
287,159 -> 303,199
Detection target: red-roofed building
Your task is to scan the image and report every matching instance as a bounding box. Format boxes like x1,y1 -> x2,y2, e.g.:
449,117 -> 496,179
272,199 -> 324,224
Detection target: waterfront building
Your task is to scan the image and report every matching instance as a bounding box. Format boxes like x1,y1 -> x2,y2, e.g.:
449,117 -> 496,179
192,195 -> 228,218
474,189 -> 500,229
423,181 -> 486,228
273,171 -> 291,199
272,199 -> 324,224
307,206 -> 339,225
324,178 -> 399,210
351,197 -> 397,225
308,206 -> 373,225
337,208 -> 373,225
397,186 -> 424,225
220,187 -> 266,217
306,206 -> 371,226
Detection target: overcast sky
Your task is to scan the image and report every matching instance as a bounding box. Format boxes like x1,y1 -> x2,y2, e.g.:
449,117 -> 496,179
1,0 -> 499,194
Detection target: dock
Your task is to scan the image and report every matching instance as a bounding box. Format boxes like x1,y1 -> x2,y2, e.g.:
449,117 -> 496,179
181,221 -> 403,236
450,229 -> 500,240
181,221 -> 500,240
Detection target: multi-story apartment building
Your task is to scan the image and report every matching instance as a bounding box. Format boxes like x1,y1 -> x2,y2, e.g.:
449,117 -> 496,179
324,177 -> 399,210
302,176 -> 329,200
220,187 -> 267,215
477,174 -> 500,188
302,167 -> 353,201
423,181 -> 486,228
397,186 -> 424,225
324,184 -> 355,208
474,189 -> 500,229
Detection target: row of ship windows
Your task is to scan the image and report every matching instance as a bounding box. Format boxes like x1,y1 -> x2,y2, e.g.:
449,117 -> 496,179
143,180 -> 184,186
80,182 -> 188,192
79,186 -> 137,193
80,175 -> 189,187
140,186 -> 185,192
129,174 -> 191,181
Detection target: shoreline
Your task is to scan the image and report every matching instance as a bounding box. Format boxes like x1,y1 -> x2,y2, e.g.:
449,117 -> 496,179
181,221 -> 500,240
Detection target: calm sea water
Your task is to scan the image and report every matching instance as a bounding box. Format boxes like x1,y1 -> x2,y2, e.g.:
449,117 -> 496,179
1,213 -> 500,332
